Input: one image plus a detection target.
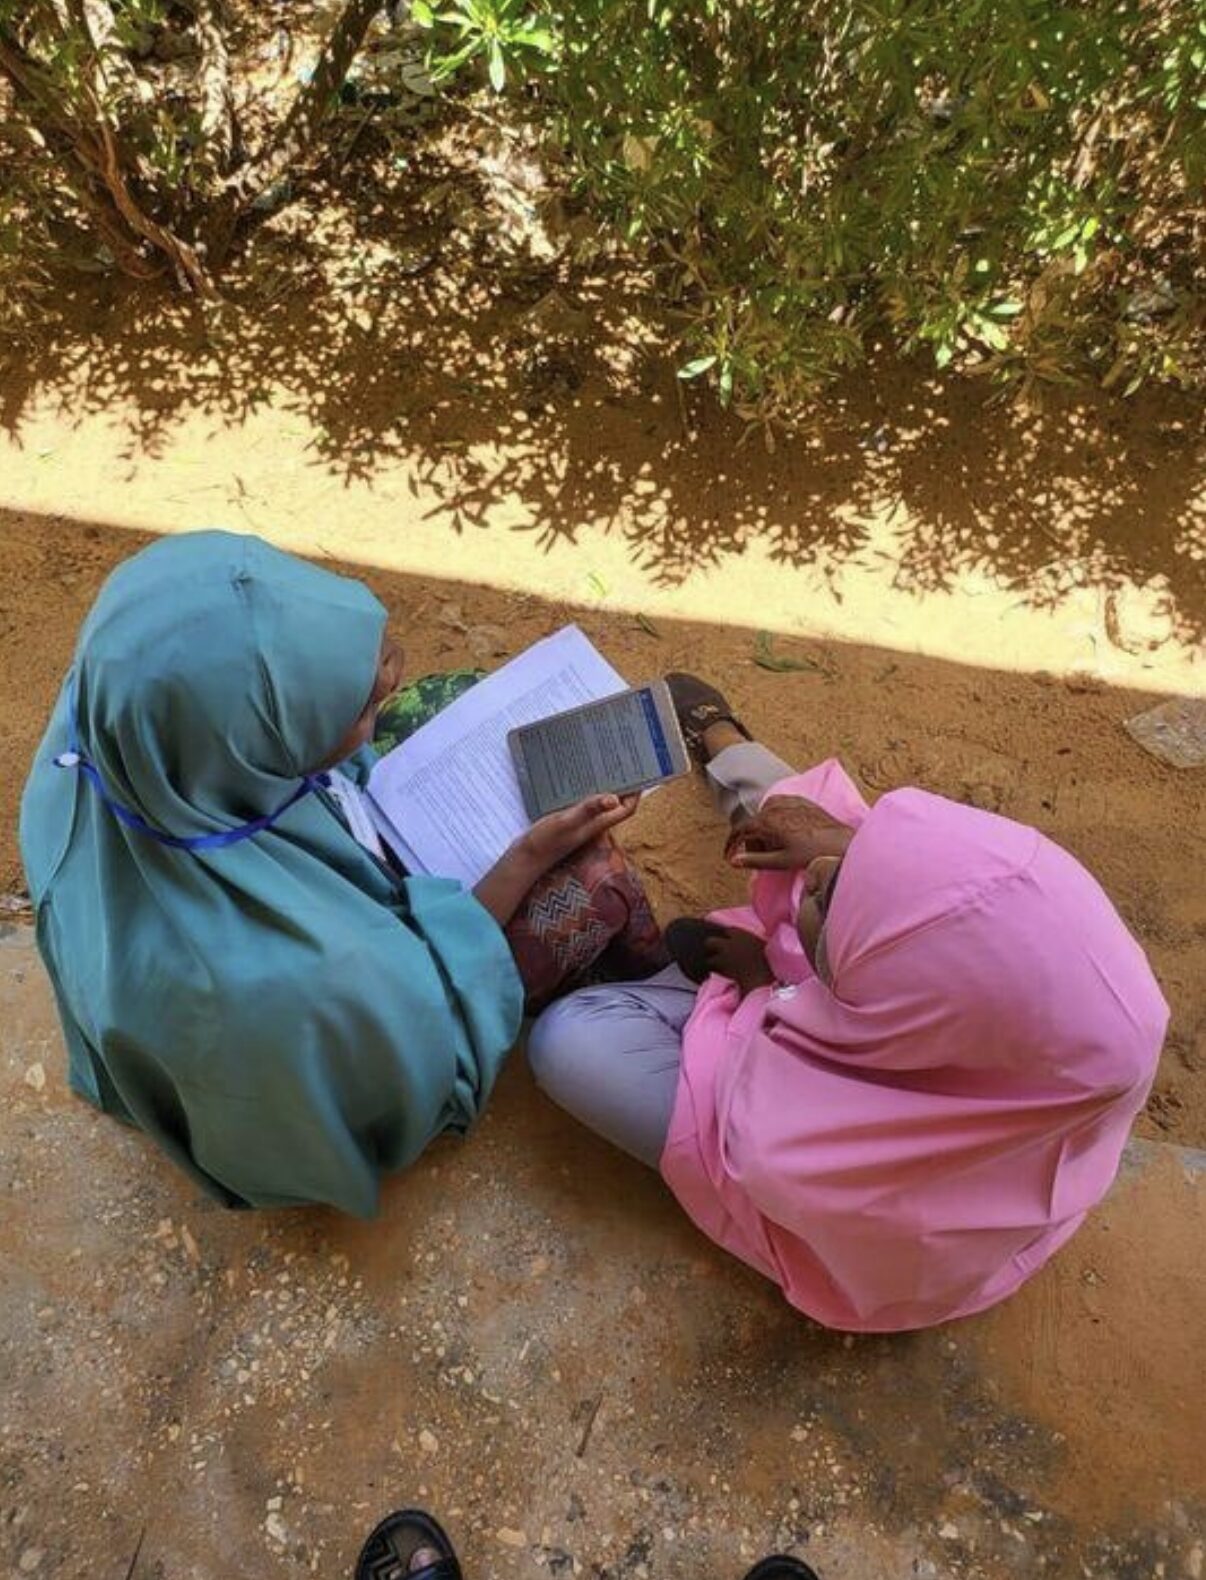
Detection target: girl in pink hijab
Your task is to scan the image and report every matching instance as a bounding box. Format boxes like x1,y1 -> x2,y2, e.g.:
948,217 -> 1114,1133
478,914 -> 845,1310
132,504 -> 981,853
530,676 -> 1167,1332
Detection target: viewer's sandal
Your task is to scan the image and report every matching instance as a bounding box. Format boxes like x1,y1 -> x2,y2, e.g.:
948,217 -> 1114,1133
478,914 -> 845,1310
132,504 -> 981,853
741,1556 -> 822,1580
355,1508 -> 463,1580
665,672 -> 752,766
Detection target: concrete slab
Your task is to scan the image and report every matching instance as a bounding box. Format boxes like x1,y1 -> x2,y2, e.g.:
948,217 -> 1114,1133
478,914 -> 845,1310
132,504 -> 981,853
2,924 -> 1203,1580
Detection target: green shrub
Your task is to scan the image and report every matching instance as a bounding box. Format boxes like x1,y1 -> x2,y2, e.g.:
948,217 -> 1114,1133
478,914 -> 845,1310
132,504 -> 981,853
421,0 -> 1205,418
5,1 -> 1201,421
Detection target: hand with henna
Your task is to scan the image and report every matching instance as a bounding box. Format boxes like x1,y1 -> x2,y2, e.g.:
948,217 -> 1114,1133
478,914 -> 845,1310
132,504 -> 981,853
726,795 -> 854,872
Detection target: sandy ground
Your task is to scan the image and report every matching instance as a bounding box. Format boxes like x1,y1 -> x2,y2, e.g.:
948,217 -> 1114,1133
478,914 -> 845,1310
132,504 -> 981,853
2,496 -> 1203,1149
0,166 -> 1204,1575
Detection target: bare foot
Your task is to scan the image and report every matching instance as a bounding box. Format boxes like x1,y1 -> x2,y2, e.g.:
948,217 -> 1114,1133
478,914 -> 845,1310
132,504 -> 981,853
702,719 -> 747,760
703,925 -> 774,995
410,1547 -> 440,1574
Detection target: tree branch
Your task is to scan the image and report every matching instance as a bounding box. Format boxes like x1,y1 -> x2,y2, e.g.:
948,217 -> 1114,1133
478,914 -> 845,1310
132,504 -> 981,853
0,27 -> 198,287
78,0 -> 145,101
234,0 -> 381,206
4,2 -> 380,290
194,0 -> 234,172
68,169 -> 165,277
93,115 -> 214,292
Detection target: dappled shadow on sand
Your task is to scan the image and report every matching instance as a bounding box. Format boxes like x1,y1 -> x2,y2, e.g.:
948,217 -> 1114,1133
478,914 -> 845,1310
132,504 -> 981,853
3,124 -> 1203,640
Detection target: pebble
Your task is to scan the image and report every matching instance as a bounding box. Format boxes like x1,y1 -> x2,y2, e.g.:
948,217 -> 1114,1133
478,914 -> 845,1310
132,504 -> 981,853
1187,1543 -> 1203,1580
19,1552 -> 44,1573
265,1512 -> 289,1544
938,1522 -> 960,1540
23,1063 -> 46,1093
497,1528 -> 528,1548
419,1429 -> 439,1455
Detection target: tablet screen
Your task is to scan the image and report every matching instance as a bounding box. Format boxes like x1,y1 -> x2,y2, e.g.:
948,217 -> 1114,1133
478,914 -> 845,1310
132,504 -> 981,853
512,686 -> 680,815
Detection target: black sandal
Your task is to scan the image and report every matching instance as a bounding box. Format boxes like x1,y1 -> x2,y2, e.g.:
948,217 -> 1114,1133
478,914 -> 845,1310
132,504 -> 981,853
355,1508 -> 463,1580
742,1557 -> 822,1580
665,672 -> 752,767
665,916 -> 732,984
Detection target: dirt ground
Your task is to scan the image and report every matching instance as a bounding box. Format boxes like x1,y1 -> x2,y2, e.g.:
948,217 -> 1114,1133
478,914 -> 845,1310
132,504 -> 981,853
2,453 -> 1204,1149
2,923 -> 1204,1580
0,129 -> 1204,1575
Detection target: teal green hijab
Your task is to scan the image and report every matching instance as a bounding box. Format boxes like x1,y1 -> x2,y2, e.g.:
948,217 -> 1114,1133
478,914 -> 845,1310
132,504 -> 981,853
20,531 -> 523,1215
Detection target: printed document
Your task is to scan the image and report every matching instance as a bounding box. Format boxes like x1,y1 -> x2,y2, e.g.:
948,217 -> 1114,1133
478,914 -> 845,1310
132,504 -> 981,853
367,626 -> 627,886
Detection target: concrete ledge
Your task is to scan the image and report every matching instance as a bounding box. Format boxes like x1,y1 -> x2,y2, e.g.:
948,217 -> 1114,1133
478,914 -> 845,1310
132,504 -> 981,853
3,926 -> 1202,1579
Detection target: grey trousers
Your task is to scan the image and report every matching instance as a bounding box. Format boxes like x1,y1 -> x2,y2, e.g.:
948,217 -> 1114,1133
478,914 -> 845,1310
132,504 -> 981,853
527,740 -> 793,1167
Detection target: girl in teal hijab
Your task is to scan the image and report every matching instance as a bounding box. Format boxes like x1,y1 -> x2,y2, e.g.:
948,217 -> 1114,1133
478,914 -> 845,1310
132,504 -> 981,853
20,531 -> 643,1215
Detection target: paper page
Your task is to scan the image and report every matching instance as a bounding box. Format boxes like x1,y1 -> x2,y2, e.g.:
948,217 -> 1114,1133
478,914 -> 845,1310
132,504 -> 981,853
367,626 -> 627,887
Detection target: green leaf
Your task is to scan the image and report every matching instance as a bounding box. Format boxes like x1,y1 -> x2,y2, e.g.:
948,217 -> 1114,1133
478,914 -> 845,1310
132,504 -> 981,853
410,0 -> 435,25
976,317 -> 1010,351
677,355 -> 717,379
753,632 -> 822,673
488,38 -> 506,91
516,24 -> 557,52
430,40 -> 478,78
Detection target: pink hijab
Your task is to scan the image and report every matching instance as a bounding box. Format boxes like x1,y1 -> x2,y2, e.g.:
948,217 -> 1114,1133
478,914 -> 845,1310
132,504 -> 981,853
660,761 -> 1167,1331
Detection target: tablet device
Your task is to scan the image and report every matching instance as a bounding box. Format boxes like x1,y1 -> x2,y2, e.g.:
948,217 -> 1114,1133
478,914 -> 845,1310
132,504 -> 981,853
509,680 -> 691,820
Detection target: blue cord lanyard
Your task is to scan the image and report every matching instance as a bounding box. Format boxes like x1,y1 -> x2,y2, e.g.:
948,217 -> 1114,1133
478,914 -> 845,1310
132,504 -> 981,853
54,681 -> 326,853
